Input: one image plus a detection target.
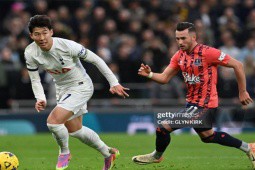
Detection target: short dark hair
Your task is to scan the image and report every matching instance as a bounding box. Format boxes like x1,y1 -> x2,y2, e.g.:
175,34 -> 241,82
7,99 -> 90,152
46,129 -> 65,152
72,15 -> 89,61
176,22 -> 196,33
28,15 -> 52,33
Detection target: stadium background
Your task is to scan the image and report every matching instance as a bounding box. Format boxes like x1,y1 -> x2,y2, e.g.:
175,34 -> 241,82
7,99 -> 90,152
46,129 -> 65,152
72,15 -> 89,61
0,0 -> 255,169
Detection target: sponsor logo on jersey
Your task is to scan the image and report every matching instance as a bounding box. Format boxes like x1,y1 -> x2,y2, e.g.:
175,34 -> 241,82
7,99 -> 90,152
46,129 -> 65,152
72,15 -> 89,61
183,72 -> 200,84
46,68 -> 71,74
218,52 -> 226,61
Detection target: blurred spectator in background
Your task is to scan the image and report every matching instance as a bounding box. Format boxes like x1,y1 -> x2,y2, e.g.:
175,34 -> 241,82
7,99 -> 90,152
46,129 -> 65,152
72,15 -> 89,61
187,0 -> 200,23
149,65 -> 185,105
14,67 -> 34,100
219,30 -> 240,81
0,0 -> 255,108
247,64 -> 255,98
0,62 -> 10,108
239,0 -> 255,24
238,38 -> 255,63
0,46 -> 21,69
199,3 -> 212,28
32,0 -> 48,15
96,35 -> 112,63
145,37 -> 168,73
220,30 -> 240,59
0,46 -> 21,108
115,42 -> 137,83
194,19 -> 215,46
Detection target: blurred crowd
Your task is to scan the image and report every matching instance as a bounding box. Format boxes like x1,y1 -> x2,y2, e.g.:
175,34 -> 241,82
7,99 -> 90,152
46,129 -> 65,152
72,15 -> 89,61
0,0 -> 255,109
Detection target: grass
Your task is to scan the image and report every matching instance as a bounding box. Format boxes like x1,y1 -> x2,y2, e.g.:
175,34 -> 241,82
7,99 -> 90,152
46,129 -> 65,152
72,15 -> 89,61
0,133 -> 254,170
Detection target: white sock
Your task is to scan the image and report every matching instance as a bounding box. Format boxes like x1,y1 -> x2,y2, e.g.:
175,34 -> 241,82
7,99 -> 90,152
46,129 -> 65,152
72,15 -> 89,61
239,141 -> 250,153
70,126 -> 110,158
47,123 -> 70,154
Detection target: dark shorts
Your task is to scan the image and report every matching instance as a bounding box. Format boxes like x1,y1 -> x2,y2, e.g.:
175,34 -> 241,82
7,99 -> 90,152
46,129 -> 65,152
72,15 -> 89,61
171,102 -> 217,133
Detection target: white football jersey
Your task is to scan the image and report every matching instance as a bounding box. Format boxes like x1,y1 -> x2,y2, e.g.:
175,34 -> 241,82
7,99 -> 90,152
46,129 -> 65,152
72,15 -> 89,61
25,37 -> 92,89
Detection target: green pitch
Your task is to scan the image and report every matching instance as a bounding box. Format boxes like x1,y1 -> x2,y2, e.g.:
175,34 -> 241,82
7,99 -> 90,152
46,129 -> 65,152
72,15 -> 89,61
0,133 -> 254,170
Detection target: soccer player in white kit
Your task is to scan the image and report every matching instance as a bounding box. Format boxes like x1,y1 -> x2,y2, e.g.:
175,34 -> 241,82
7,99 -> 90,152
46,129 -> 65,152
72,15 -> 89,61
25,15 -> 129,170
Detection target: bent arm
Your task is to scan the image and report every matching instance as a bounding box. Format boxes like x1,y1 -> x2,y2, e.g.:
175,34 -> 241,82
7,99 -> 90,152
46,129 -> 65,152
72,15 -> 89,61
222,57 -> 253,105
83,49 -> 119,87
223,58 -> 246,92
151,67 -> 179,84
28,70 -> 46,101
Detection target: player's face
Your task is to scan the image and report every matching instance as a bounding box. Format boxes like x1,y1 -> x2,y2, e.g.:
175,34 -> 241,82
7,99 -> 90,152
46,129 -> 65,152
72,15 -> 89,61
175,29 -> 196,52
30,27 -> 53,51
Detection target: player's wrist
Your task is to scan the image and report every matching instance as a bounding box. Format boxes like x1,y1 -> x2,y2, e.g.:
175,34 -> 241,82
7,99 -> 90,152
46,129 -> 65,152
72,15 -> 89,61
147,72 -> 153,78
239,89 -> 247,93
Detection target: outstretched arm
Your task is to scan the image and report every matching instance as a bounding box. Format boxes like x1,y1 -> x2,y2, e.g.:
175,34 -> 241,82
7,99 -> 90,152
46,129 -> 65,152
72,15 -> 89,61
83,49 -> 129,98
138,63 -> 179,84
223,58 -> 253,105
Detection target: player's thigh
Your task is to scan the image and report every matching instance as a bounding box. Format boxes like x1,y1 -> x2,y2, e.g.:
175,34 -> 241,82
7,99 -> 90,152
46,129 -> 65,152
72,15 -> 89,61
47,106 -> 74,124
57,86 -> 93,119
65,115 -> 83,133
161,124 -> 179,133
194,108 -> 217,138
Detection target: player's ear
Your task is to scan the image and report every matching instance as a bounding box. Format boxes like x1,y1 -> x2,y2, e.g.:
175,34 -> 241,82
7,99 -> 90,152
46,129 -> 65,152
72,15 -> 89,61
192,32 -> 196,40
29,33 -> 34,40
50,29 -> 53,36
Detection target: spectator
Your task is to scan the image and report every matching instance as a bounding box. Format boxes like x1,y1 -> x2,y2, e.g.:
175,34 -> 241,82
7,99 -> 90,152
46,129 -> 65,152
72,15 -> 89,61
14,67 -> 34,100
96,35 -> 112,63
220,30 -> 240,59
194,19 -> 215,46
0,62 -> 10,108
0,0 -> 254,103
238,38 -> 255,62
247,64 -> 255,98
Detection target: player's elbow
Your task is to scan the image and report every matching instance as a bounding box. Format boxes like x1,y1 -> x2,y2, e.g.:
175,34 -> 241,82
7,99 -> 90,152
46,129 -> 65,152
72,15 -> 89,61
231,59 -> 243,70
161,79 -> 169,84
236,60 -> 243,69
158,81 -> 167,85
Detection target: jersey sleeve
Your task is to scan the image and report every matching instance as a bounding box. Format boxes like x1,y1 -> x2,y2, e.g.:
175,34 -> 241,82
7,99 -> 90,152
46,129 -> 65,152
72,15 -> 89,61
65,40 -> 88,59
24,50 -> 39,71
205,47 -> 231,65
24,48 -> 46,101
83,50 -> 119,87
64,39 -> 119,87
168,51 -> 180,69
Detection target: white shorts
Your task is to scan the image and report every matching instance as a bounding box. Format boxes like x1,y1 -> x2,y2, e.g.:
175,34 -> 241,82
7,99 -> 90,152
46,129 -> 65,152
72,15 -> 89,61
56,82 -> 93,120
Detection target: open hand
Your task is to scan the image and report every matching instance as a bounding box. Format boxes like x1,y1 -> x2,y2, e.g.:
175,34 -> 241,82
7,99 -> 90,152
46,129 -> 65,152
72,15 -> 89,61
239,90 -> 253,105
138,63 -> 151,77
110,84 -> 130,98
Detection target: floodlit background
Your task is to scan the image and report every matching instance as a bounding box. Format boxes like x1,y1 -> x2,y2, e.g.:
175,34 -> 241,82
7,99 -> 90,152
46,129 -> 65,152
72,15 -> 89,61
0,0 -> 255,169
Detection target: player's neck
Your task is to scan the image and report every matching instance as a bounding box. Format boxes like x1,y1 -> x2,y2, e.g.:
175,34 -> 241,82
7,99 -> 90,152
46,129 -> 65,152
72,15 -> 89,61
187,42 -> 198,54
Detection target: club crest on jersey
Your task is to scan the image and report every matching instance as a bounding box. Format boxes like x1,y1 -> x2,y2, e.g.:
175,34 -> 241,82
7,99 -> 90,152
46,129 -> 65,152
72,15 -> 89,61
183,72 -> 200,84
78,47 -> 85,56
194,59 -> 202,66
194,59 -> 201,66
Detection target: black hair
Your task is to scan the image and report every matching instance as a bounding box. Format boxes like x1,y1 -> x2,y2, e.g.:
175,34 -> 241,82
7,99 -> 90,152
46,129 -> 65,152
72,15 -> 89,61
176,22 -> 196,33
28,15 -> 52,33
